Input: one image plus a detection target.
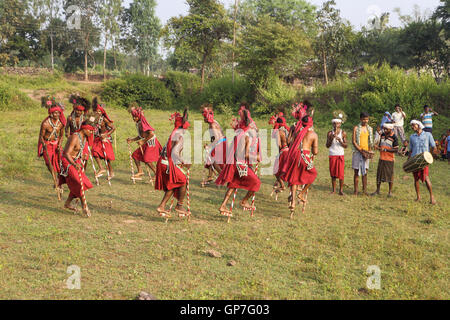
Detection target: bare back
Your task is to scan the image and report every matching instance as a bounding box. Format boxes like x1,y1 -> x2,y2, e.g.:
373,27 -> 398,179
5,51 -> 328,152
302,129 -> 319,155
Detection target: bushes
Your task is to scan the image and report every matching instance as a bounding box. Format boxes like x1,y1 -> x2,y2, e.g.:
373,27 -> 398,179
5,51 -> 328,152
309,63 -> 450,132
198,74 -> 254,111
163,71 -> 201,108
253,75 -> 297,114
101,74 -> 174,109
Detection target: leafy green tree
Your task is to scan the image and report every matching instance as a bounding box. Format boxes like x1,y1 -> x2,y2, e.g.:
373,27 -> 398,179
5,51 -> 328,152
237,15 -> 311,87
65,0 -> 101,80
122,0 -> 160,76
163,0 -> 232,90
99,0 -> 122,78
238,0 -> 317,35
313,0 -> 351,83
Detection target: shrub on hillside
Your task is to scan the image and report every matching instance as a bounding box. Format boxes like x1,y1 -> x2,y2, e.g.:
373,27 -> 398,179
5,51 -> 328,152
101,74 -> 174,109
163,71 -> 201,108
309,63 -> 450,132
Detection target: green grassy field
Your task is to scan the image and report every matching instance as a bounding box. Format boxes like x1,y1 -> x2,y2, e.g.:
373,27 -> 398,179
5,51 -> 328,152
0,105 -> 448,300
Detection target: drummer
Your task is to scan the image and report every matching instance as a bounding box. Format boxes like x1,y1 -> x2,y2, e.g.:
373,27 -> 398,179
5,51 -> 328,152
409,120 -> 437,205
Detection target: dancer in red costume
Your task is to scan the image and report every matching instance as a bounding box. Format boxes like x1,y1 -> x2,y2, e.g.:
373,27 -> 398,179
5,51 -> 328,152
155,109 -> 191,216
59,119 -> 95,216
127,104 -> 162,180
216,107 -> 261,215
38,97 -> 65,198
280,104 -> 318,211
202,104 -> 226,185
67,95 -> 92,169
91,98 -> 116,180
269,112 -> 290,193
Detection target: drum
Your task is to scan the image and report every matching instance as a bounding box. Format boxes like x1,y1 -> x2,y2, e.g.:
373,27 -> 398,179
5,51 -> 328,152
361,150 -> 375,160
403,152 -> 433,173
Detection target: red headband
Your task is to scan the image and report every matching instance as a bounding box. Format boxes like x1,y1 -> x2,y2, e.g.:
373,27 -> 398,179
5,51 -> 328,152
75,105 -> 85,111
96,105 -> 113,123
48,106 -> 61,114
170,112 -> 190,129
81,124 -> 95,131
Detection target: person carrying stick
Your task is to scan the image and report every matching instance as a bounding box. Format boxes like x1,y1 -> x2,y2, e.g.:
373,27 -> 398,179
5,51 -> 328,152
38,97 -> 65,199
216,107 -> 261,218
91,98 -> 115,181
59,119 -> 95,216
127,104 -> 162,182
155,109 -> 191,218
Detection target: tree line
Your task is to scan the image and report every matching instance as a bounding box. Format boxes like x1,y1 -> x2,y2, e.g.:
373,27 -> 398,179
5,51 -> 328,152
0,0 -> 448,85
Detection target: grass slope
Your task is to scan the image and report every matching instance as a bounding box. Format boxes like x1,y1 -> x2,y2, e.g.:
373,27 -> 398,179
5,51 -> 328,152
0,106 -> 448,300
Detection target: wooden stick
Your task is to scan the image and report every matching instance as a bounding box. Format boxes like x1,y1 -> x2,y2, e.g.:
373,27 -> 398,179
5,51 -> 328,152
186,169 -> 191,221
127,142 -> 136,184
87,146 -> 99,186
77,165 -> 90,217
228,189 -> 237,223
101,140 -> 112,187
249,163 -> 259,217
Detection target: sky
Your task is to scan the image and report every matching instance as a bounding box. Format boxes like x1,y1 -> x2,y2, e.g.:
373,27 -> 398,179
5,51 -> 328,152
148,0 -> 442,29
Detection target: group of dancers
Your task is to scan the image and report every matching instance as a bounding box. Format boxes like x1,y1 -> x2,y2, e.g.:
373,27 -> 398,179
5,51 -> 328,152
37,96 -> 437,221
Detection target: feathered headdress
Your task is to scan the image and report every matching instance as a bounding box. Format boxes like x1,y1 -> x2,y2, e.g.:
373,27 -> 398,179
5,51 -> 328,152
291,102 -> 307,120
201,103 -> 214,124
269,112 -> 289,130
41,96 -> 57,108
170,108 -> 190,129
332,109 -> 347,124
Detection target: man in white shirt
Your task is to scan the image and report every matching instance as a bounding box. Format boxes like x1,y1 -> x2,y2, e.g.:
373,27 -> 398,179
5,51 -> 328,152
392,104 -> 406,143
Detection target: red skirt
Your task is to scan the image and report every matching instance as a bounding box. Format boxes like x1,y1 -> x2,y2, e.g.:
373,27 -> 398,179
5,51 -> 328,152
329,155 -> 345,180
92,137 -> 115,161
216,163 -> 261,192
205,139 -> 227,169
132,139 -> 162,163
155,158 -> 187,195
282,150 -> 317,186
274,148 -> 289,179
38,140 -> 61,173
58,157 -> 93,198
413,166 -> 429,182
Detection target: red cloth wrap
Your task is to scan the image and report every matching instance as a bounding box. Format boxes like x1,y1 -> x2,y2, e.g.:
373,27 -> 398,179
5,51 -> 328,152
329,155 -> 345,180
38,140 -> 61,173
96,105 -> 113,123
155,129 -> 187,198
132,139 -> 162,163
280,117 -> 313,181
92,137 -> 115,161
274,148 -> 289,179
132,109 -> 154,132
59,157 -> 93,198
413,166 -> 429,182
283,150 -> 317,186
215,129 -> 261,192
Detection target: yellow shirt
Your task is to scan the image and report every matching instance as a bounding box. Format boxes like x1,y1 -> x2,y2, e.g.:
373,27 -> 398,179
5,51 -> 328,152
359,128 -> 369,151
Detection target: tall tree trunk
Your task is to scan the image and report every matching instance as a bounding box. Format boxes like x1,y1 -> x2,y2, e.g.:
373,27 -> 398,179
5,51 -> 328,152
84,33 -> 90,81
232,0 -> 239,84
322,50 -> 329,84
50,32 -> 54,71
112,38 -> 117,70
103,33 -> 108,80
201,53 -> 208,91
